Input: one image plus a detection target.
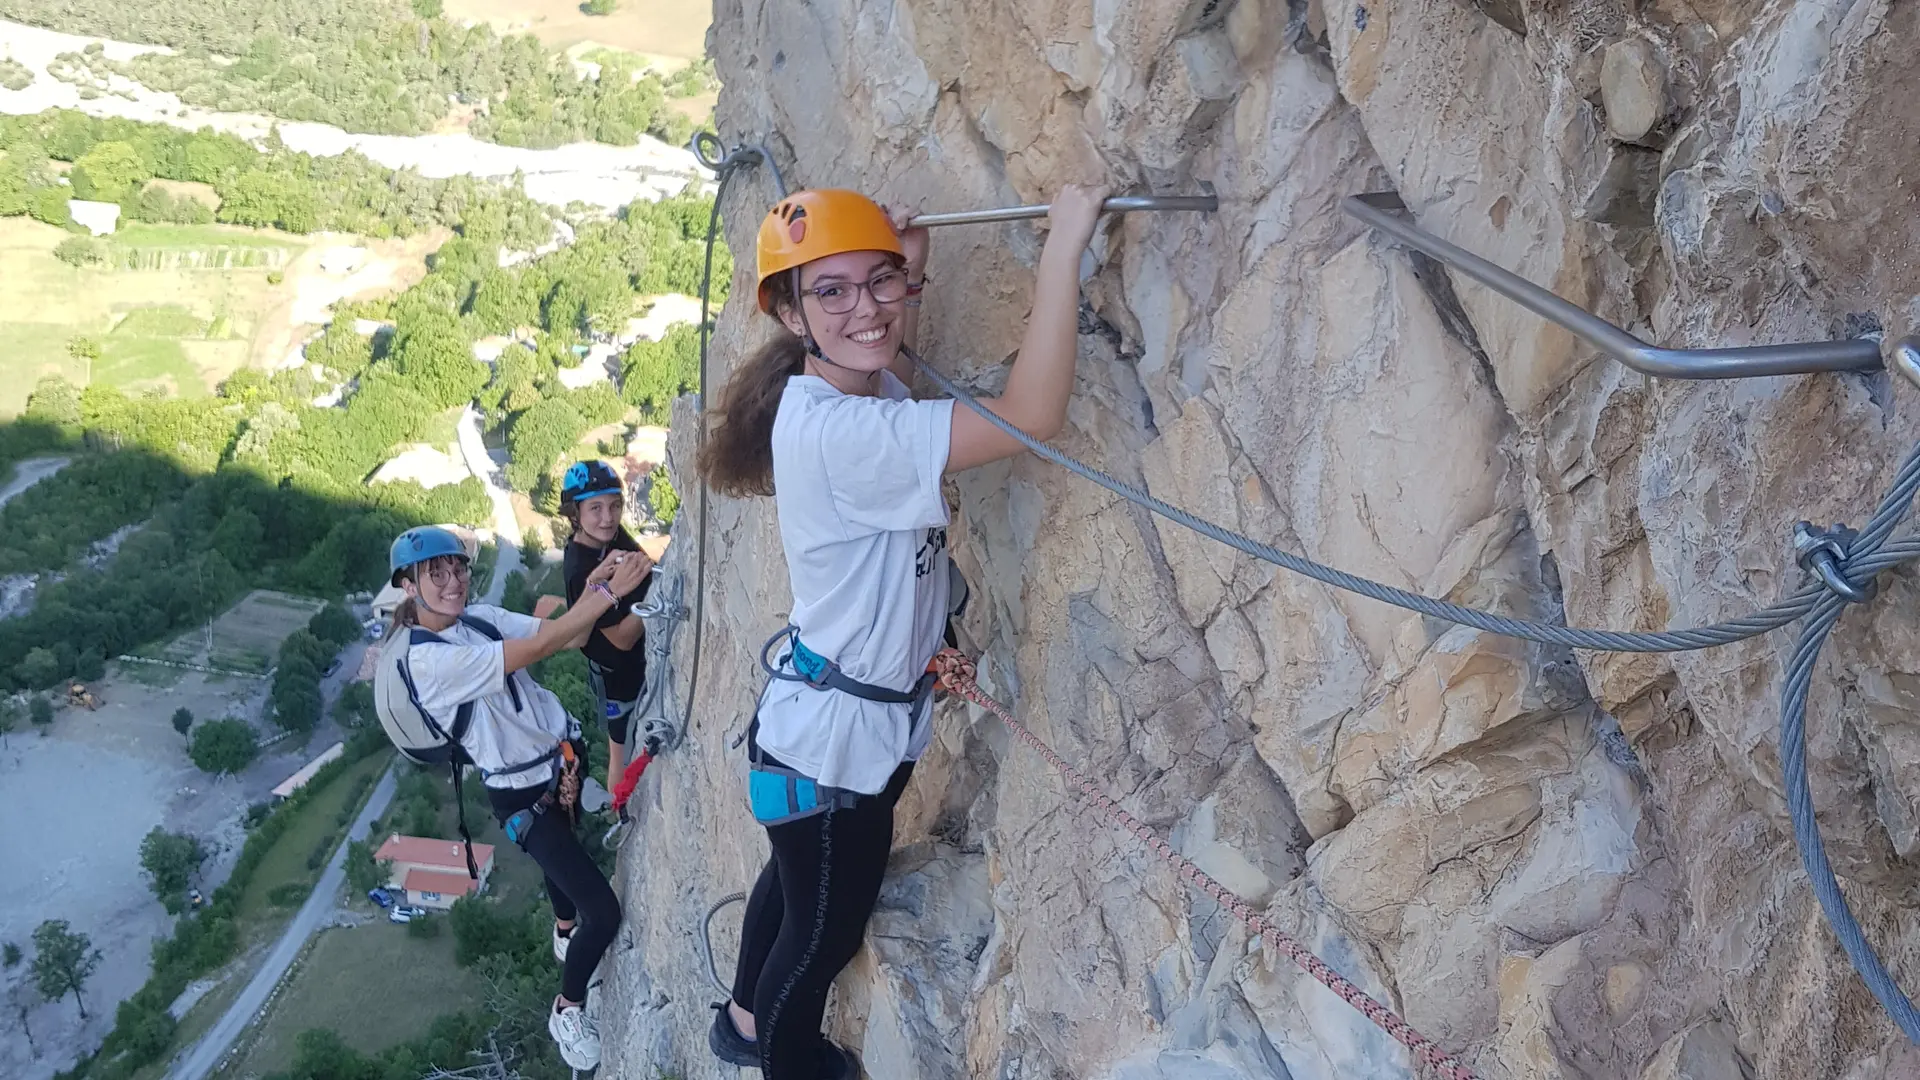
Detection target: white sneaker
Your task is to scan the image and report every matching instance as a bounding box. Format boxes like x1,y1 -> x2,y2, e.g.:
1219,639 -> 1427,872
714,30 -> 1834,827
549,998 -> 600,1070
553,925 -> 571,964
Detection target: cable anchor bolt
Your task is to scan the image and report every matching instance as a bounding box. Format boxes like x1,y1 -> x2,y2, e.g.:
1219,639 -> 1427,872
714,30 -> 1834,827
1794,521 -> 1875,603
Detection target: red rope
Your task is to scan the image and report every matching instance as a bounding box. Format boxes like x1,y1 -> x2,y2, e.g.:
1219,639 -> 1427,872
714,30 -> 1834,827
611,749 -> 653,815
927,649 -> 1482,1080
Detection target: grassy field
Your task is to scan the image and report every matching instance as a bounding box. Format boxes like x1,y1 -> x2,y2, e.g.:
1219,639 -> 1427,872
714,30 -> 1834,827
441,0 -> 710,60
141,588 -> 327,672
112,222 -> 298,251
238,751 -> 392,924
0,218 -> 302,414
237,917 -> 487,1075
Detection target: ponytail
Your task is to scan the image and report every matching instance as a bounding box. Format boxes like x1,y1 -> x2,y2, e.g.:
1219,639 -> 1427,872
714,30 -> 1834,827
387,595 -> 419,639
699,275 -> 808,498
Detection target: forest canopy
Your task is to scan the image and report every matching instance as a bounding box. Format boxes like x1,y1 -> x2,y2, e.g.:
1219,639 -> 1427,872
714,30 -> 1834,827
0,0 -> 699,147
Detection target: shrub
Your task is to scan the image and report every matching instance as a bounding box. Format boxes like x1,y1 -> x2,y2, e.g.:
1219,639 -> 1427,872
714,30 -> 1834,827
54,235 -> 106,267
406,914 -> 441,938
268,882 -> 308,908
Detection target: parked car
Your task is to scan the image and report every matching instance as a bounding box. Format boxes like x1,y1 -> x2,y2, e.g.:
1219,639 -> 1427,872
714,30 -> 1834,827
367,623 -> 384,641
323,657 -> 342,678
367,887 -> 393,908
388,908 -> 412,924
188,888 -> 203,909
398,905 -> 427,918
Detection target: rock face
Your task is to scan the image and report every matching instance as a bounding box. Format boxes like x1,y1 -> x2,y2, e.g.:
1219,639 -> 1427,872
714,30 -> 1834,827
602,1 -> 1920,1077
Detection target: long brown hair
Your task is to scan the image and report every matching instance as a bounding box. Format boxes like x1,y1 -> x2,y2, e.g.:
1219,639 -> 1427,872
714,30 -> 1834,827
698,274 -> 807,498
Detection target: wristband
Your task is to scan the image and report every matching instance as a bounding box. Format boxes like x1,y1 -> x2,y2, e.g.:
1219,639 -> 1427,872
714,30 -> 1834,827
904,276 -> 927,295
590,581 -> 618,606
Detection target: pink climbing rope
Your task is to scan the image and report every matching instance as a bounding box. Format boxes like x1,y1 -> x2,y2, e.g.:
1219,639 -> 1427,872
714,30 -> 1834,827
927,649 -> 1482,1080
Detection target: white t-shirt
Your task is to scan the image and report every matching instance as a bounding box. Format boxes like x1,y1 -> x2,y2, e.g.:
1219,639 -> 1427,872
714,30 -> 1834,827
405,604 -> 581,789
757,370 -> 955,795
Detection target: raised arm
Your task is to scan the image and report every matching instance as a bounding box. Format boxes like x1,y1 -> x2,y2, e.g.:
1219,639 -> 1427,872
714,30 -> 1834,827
944,182 -> 1110,474
503,553 -> 649,673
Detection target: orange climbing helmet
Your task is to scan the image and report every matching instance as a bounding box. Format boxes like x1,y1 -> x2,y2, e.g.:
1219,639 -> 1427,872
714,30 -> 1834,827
755,189 -> 903,312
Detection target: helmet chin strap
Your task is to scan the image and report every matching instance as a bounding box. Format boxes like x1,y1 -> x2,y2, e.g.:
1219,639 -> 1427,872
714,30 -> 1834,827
408,573 -> 466,620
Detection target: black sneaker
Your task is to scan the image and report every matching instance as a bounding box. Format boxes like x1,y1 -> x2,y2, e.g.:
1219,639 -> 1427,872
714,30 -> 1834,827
817,1040 -> 861,1080
708,1001 -> 759,1067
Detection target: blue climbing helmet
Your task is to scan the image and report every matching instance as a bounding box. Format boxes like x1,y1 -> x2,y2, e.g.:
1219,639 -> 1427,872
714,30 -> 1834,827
562,459 -> 623,504
389,526 -> 469,586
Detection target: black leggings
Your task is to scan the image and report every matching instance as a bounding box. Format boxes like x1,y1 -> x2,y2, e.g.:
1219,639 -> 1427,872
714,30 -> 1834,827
487,781 -> 620,1003
731,745 -> 915,1078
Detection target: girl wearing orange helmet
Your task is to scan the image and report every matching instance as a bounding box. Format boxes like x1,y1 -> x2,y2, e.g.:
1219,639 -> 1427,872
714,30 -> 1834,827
699,180 -> 1109,1079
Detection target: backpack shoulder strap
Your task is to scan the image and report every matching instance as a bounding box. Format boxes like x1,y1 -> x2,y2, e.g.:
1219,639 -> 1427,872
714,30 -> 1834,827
456,613 -> 523,711
458,614 -> 502,640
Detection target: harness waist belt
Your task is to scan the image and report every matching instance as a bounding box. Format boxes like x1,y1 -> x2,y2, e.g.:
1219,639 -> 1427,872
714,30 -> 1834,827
782,630 -> 932,704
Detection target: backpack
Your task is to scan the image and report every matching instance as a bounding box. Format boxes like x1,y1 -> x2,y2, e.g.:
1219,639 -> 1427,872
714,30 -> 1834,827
373,614 -> 521,878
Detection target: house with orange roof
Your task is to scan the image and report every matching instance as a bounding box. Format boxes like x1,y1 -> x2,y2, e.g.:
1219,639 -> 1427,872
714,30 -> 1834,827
374,833 -> 495,911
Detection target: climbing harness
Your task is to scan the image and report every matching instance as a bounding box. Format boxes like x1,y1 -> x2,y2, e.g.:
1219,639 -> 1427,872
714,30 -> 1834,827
927,649 -> 1481,1079
757,624 -> 935,704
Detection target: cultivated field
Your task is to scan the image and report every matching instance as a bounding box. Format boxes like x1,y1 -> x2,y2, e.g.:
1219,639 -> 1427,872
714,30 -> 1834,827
441,0 -> 710,61
0,219 -> 438,415
141,588 -> 328,674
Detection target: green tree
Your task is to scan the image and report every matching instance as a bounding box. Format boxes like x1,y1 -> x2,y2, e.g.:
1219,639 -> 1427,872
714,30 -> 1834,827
0,156 -> 29,216
189,718 -> 258,775
24,375 -> 81,428
2,942 -> 19,968
309,603 -> 362,648
521,526 -> 545,568
647,464 -> 679,527
582,0 -> 618,13
171,707 -> 194,739
333,681 -> 375,728
31,920 -> 101,1019
138,828 -> 207,913
28,697 -> 52,728
272,679 -> 322,732
27,186 -> 70,228
344,839 -> 392,895
70,140 -> 148,203
15,647 -> 60,688
470,270 -> 538,333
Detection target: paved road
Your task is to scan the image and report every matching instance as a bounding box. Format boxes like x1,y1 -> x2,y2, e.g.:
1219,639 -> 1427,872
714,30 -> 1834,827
457,406 -> 521,606
166,762 -> 398,1080
0,455 -> 69,510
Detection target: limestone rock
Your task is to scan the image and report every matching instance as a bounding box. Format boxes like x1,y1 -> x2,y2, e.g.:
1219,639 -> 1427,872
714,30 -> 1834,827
600,0 -> 1920,1077
1641,1020 -> 1754,1080
1601,39 -> 1668,144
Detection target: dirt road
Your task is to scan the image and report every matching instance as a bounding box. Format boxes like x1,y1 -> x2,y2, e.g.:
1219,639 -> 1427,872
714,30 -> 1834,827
0,456 -> 69,509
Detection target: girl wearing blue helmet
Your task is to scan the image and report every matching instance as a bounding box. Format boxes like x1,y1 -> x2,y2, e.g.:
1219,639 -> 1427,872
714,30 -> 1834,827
558,459 -> 658,801
387,524 -> 650,1071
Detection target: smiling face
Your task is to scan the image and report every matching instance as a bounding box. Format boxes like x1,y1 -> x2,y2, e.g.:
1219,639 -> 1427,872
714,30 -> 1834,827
776,249 -> 907,373
575,492 -> 623,546
405,554 -> 471,619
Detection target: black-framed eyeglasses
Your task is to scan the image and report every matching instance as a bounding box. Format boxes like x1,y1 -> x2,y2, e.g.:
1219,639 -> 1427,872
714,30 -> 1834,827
424,561 -> 472,586
804,268 -> 909,315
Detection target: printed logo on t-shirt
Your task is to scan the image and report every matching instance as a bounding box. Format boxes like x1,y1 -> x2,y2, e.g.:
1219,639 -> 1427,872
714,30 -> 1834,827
915,527 -> 947,578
